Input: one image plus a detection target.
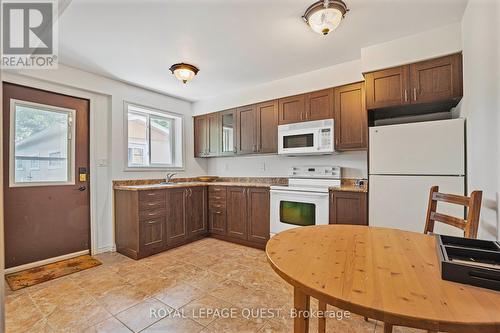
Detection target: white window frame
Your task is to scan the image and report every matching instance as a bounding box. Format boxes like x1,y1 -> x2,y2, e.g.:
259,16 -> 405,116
124,101 -> 185,171
9,99 -> 76,187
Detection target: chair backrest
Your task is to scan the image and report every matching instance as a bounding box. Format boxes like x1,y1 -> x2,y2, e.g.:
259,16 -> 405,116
424,186 -> 483,238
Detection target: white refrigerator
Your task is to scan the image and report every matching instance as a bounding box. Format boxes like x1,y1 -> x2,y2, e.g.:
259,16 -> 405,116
369,118 -> 465,236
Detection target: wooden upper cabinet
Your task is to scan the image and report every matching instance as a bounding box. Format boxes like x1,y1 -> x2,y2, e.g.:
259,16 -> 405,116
409,53 -> 462,104
194,114 -> 220,157
365,66 -> 410,109
334,82 -> 367,151
193,115 -> 207,157
206,113 -> 220,157
278,94 -> 306,124
365,53 -> 463,110
236,105 -> 256,154
306,88 -> 334,121
256,100 -> 278,154
220,109 -> 237,156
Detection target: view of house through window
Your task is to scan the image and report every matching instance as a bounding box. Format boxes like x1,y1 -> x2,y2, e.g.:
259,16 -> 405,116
11,102 -> 74,185
126,103 -> 183,168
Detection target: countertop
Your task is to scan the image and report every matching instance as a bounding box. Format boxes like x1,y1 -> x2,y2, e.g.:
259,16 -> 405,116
114,179 -> 367,193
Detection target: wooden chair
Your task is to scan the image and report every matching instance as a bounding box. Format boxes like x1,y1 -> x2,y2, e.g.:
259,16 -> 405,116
424,185 -> 483,238
319,186 -> 483,333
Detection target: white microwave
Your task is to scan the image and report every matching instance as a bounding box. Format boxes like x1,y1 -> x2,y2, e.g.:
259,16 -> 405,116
278,119 -> 335,155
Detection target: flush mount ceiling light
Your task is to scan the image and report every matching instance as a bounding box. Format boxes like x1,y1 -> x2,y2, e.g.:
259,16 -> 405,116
169,63 -> 199,84
302,0 -> 349,36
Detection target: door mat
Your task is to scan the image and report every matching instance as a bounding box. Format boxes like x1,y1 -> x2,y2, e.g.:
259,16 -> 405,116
5,255 -> 102,291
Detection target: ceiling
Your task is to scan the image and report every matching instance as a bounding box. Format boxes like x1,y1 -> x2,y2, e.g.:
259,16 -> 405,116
58,0 -> 467,101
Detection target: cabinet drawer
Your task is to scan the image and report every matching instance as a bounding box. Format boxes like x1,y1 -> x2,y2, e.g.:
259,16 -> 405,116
139,209 -> 166,220
209,186 -> 226,195
139,190 -> 166,202
139,200 -> 166,211
209,202 -> 226,212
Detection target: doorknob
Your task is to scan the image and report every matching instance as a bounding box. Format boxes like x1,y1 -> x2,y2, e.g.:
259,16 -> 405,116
76,186 -> 86,192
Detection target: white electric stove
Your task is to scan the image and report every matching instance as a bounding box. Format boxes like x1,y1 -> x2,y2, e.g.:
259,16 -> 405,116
270,166 -> 341,236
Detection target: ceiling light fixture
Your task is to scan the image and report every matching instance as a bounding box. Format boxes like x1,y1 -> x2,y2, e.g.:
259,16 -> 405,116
302,0 -> 349,36
169,63 -> 199,84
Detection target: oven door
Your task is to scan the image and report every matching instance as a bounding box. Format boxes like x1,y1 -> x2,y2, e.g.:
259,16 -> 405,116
270,189 -> 329,235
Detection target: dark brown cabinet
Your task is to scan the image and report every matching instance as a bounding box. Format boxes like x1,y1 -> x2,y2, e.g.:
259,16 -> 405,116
278,89 -> 333,125
255,100 -> 278,154
365,53 -> 462,110
165,188 -> 187,246
278,94 -> 306,124
247,188 -> 270,245
220,109 -> 237,156
334,82 -> 367,151
409,53 -> 462,104
186,187 -> 207,239
194,114 -> 220,157
222,186 -> 270,248
237,101 -> 278,155
208,186 -> 227,235
236,105 -> 256,154
226,187 -> 248,239
115,186 -> 207,260
329,191 -> 367,226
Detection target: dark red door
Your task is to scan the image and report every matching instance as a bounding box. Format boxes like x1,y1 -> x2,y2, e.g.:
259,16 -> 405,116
3,82 -> 90,268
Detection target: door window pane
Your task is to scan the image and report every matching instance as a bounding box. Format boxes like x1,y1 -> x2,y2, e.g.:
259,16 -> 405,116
280,201 -> 316,226
12,103 -> 73,184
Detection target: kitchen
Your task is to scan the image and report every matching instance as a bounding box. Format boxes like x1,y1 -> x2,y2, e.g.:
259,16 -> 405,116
1,0 -> 499,332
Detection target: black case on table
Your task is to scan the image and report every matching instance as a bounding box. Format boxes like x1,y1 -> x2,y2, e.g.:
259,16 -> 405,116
436,234 -> 500,291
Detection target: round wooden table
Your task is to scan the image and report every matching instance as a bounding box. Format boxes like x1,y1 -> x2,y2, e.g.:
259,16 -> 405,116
266,225 -> 500,333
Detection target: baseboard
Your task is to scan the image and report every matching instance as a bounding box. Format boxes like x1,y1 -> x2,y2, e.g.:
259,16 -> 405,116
94,244 -> 116,255
5,250 -> 90,274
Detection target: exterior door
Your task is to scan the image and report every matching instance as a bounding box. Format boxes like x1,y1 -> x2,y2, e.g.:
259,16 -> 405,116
3,83 -> 90,269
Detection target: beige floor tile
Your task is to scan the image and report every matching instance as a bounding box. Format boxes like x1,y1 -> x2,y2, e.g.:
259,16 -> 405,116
94,252 -> 133,266
45,298 -> 112,332
181,294 -> 233,326
131,274 -> 179,297
142,316 -> 204,333
5,293 -> 45,333
374,321 -> 427,333
84,317 -> 132,333
209,279 -> 252,306
184,269 -> 226,291
95,284 -> 149,315
207,260 -> 253,280
154,282 -> 206,309
115,298 -> 169,332
201,311 -> 267,333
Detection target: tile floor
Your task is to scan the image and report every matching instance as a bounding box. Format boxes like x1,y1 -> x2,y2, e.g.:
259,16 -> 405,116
5,238 -> 426,332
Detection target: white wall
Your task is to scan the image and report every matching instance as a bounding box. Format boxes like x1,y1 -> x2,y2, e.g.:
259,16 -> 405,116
361,22 -> 463,73
459,0 -> 500,240
2,65 -> 208,253
207,151 -> 367,179
193,60 -> 364,115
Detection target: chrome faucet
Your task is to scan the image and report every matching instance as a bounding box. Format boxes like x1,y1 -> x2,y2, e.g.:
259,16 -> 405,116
165,173 -> 176,183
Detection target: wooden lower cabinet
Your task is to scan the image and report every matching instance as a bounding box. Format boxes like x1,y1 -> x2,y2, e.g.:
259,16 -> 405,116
115,186 -> 207,259
226,187 -> 248,240
212,186 -> 270,249
115,185 -> 270,259
329,191 -> 368,226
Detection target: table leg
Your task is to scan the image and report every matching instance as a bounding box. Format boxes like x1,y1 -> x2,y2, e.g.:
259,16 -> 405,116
384,323 -> 393,333
294,287 -> 310,333
318,300 -> 326,333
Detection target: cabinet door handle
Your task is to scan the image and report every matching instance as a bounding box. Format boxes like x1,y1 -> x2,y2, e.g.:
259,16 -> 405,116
300,112 -> 304,120
147,220 -> 156,224
404,89 -> 408,102
215,211 -> 222,214
413,88 -> 417,101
